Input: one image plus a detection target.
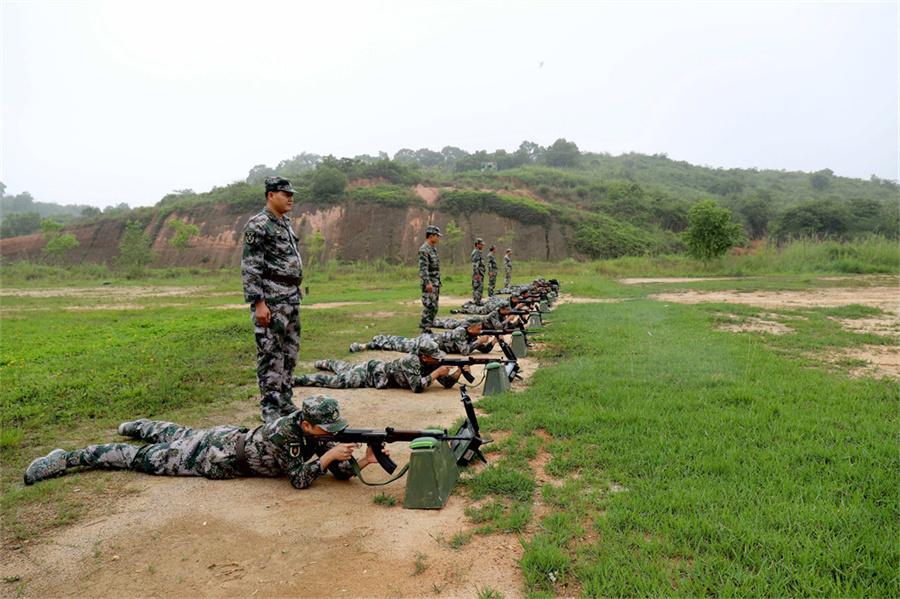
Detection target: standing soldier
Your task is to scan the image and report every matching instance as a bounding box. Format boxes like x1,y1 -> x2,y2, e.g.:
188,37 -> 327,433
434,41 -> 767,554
471,238 -> 486,305
503,248 -> 513,289
487,245 -> 499,296
418,225 -> 442,333
242,176 -> 304,423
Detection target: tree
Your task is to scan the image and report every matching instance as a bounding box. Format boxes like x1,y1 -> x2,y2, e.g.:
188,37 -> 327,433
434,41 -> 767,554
304,229 -> 325,268
810,169 -> 833,191
80,206 -> 102,218
310,166 -> 347,200
118,220 -> 154,277
169,219 -> 200,250
246,164 -> 276,185
39,218 -> 79,263
772,199 -> 850,241
393,148 -> 417,165
738,196 -> 773,239
542,138 -> 580,167
683,200 -> 744,260
442,220 -> 464,264
0,212 -> 42,238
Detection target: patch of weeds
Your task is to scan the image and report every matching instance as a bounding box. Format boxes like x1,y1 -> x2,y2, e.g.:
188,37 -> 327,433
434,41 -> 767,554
540,512 -> 583,547
475,585 -> 504,599
372,492 -> 397,507
465,499 -> 531,534
447,530 -> 472,549
3,576 -> 21,584
520,535 -> 570,593
463,465 -> 535,501
412,552 -> 428,576
821,304 -> 884,319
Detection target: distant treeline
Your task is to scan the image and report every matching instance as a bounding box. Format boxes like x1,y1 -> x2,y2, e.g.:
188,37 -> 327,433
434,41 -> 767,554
4,141 -> 898,259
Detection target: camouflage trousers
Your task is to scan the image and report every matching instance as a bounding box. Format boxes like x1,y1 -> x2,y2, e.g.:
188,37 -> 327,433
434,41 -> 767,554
432,316 -> 469,329
472,278 -> 484,304
65,419 -> 246,480
420,289 -> 440,330
488,273 -> 498,296
504,270 -> 511,289
252,302 -> 301,423
458,302 -> 493,315
294,359 -> 384,389
367,335 -> 416,353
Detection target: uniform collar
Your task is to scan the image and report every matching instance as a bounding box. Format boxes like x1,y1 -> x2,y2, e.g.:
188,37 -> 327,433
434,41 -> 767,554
265,208 -> 290,223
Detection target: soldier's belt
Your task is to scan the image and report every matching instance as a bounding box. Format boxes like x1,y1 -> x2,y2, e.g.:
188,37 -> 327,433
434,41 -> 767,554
264,273 -> 302,286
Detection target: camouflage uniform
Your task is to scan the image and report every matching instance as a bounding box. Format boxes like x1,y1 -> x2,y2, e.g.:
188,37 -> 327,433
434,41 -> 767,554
356,327 -> 479,356
487,252 -> 498,296
471,242 -> 485,304
418,231 -> 441,331
24,397 -> 356,490
458,295 -> 509,315
504,252 -> 512,288
294,355 -> 439,393
242,177 -> 304,423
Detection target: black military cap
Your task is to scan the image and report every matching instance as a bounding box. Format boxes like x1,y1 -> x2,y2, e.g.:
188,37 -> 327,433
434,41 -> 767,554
265,176 -> 297,194
425,225 -> 442,237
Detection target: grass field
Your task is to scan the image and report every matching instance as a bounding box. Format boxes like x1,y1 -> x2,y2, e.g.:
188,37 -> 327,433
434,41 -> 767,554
1,256 -> 898,596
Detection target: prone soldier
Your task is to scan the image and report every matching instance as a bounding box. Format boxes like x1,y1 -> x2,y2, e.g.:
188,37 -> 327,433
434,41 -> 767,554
24,396 -> 383,490
293,337 -> 469,393
349,321 -> 493,356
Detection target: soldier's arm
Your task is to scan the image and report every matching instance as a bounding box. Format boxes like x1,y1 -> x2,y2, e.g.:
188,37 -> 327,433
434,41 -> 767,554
418,248 -> 431,286
241,219 -> 268,304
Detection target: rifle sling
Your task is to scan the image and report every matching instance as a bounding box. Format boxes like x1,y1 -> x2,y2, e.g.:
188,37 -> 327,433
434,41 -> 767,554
350,458 -> 410,486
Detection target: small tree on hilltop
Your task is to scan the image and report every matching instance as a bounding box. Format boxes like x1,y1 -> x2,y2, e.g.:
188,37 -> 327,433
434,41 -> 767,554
118,220 -> 154,277
684,200 -> 744,260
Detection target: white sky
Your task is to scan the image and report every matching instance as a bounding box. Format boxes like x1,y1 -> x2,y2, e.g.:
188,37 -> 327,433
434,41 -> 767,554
2,0 -> 897,208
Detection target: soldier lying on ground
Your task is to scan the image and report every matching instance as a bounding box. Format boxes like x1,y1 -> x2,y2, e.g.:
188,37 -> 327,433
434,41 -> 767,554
349,321 -> 493,356
432,306 -> 522,331
24,396 -> 383,490
293,337 -> 469,393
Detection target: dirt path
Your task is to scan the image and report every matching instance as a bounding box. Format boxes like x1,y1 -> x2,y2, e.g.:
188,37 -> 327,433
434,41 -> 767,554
2,350 -> 539,598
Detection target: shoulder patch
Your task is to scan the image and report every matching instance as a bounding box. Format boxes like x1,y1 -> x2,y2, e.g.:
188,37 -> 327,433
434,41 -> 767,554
244,230 -> 258,245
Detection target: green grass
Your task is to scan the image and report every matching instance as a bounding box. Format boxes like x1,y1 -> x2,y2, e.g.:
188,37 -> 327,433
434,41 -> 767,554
1,259 -> 897,594
372,492 -> 397,507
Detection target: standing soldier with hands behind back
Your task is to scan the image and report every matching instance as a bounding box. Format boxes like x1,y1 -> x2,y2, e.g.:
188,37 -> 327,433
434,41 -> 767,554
242,176 -> 304,423
471,238 -> 486,305
418,225 -> 442,333
504,248 -> 513,289
487,245 -> 499,296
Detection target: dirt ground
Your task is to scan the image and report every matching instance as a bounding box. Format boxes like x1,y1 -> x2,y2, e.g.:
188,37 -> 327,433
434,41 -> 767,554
1,350 -> 541,598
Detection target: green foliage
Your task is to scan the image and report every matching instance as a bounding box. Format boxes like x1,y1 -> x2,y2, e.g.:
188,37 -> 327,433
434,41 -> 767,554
42,234 -> 79,263
465,465 -> 535,501
684,200 -> 744,260
168,219 -> 200,250
573,214 -> 655,259
520,535 -> 571,592
810,168 -> 833,191
304,229 -> 325,268
439,190 -> 551,227
442,220 -> 464,264
345,185 -> 423,208
310,166 -> 348,200
117,221 -> 154,276
542,138 -> 580,167
772,198 -> 851,241
0,212 -> 42,238
0,183 -> 92,221
372,493 -> 397,506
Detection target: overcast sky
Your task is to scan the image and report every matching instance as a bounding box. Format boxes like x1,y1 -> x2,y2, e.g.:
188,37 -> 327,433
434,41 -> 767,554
2,0 -> 897,208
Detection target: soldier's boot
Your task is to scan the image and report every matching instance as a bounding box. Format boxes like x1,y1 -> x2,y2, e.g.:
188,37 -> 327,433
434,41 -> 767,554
24,449 -> 68,485
314,360 -> 329,370
419,328 -> 433,334
349,342 -> 366,353
117,418 -> 150,438
293,375 -> 311,387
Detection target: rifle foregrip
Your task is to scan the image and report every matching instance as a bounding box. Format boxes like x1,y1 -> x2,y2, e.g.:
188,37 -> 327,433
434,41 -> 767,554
371,443 -> 397,474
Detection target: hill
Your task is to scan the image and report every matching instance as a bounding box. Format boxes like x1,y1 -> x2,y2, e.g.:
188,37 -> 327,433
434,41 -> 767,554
1,141 -> 896,266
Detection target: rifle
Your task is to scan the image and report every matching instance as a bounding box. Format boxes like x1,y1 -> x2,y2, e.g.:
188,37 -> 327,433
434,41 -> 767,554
439,356 -> 520,383
478,333 -> 523,359
310,387 -> 489,473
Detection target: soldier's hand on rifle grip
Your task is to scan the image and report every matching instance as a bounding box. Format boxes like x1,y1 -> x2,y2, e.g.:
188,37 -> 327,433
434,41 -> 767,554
360,443 -> 391,470
425,283 -> 433,293
321,442 -> 357,468
254,300 -> 271,327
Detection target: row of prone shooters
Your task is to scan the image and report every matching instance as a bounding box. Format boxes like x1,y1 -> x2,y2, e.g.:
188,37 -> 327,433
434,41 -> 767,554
22,279 -> 559,495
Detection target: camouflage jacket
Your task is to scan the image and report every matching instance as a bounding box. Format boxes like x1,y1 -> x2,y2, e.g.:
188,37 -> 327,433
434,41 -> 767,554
418,242 -> 441,289
504,255 -> 512,273
241,208 -> 303,305
243,412 -> 355,489
483,309 -> 509,330
375,354 -> 435,393
471,249 -> 485,277
435,326 -> 477,356
487,254 -> 498,276
461,295 -> 508,313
